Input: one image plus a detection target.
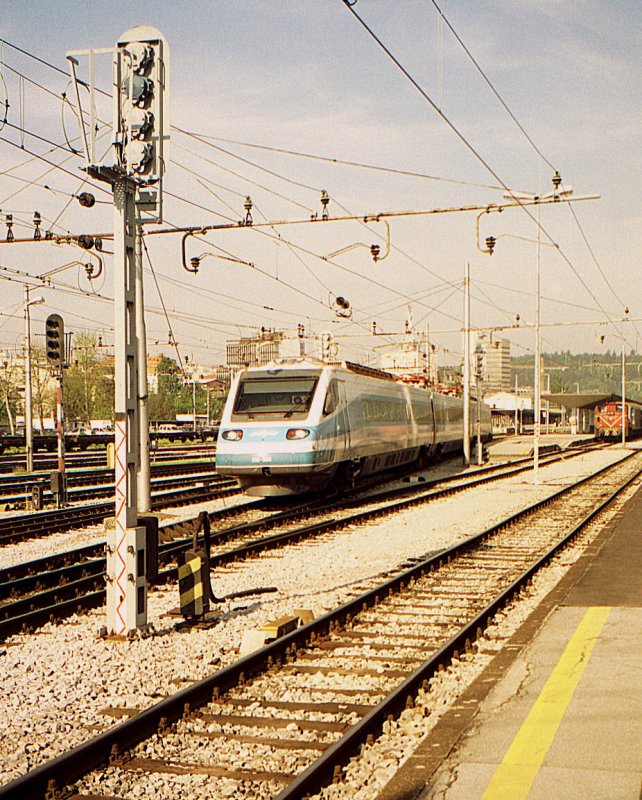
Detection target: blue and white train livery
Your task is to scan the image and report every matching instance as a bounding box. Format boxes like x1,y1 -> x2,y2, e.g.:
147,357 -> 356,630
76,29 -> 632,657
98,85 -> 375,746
216,359 -> 492,496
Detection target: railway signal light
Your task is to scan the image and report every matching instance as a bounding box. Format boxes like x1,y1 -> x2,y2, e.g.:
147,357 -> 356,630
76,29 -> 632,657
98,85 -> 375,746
321,332 -> 336,362
45,314 -> 64,368
115,26 -> 170,221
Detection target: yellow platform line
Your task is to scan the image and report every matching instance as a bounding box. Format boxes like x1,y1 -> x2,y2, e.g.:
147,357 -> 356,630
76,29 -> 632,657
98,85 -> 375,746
482,606 -> 611,800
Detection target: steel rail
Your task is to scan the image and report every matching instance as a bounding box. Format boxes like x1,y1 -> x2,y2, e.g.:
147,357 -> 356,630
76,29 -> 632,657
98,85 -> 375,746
0,480 -> 239,545
0,444 -> 610,636
2,451 -> 638,800
0,459 -> 216,494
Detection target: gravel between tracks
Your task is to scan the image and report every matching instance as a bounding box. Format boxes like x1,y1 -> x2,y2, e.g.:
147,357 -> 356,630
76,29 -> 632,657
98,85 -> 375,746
0,444 -> 637,793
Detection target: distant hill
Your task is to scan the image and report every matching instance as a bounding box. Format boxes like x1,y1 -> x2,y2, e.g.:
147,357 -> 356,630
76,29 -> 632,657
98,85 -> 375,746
511,351 -> 642,401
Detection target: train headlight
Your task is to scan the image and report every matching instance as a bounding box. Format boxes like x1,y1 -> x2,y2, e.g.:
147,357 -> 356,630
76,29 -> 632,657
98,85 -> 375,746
222,429 -> 243,441
286,428 -> 311,440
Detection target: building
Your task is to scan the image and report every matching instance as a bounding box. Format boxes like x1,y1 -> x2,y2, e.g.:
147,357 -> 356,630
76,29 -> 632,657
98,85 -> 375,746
226,328 -> 321,368
378,336 -> 438,386
476,334 -> 511,393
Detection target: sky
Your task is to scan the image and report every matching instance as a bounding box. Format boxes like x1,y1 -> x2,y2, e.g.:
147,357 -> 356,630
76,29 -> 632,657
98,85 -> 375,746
0,0 -> 641,370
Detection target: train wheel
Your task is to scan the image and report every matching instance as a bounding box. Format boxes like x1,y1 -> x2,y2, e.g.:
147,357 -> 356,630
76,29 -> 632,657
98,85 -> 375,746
417,446 -> 431,468
334,460 -> 362,492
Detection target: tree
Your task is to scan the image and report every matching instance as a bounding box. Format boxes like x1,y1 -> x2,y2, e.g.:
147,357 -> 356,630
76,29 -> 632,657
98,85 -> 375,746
148,355 -> 215,423
64,332 -> 114,425
30,346 -> 55,432
149,355 -> 183,420
0,358 -> 20,433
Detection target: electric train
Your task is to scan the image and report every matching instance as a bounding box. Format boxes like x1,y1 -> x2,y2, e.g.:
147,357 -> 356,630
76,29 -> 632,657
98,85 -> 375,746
215,359 -> 492,496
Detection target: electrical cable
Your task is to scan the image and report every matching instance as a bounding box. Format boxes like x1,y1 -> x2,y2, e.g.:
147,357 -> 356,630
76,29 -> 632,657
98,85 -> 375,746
0,134 -> 111,197
174,137 -> 319,208
0,40 -> 549,338
566,202 -> 641,339
175,127 -> 502,191
429,0 -> 558,173
340,1 -> 630,346
142,236 -> 187,375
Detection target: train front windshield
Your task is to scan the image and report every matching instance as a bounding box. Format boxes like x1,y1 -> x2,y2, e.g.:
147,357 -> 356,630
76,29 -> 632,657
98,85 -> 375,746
233,376 -> 318,418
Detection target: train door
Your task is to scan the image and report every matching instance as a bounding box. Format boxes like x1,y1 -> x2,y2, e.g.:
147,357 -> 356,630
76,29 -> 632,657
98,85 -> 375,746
322,379 -> 348,461
336,380 -> 351,457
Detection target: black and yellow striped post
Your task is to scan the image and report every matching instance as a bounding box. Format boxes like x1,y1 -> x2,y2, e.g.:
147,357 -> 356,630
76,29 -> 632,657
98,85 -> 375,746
177,511 -> 214,620
178,551 -> 207,618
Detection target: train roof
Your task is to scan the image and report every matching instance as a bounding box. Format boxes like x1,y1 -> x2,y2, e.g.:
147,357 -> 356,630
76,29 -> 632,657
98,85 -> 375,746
240,358 -> 397,382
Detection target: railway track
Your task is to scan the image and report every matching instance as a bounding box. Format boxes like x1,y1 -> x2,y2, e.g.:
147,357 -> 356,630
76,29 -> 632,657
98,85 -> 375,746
3,448 -> 639,799
0,476 -> 240,547
0,465 -> 219,507
0,443 -> 216,473
0,442 -> 611,641
0,457 -> 216,496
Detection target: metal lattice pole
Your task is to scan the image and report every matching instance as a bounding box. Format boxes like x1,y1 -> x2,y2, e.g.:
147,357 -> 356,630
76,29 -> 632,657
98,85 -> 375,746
106,178 -> 147,636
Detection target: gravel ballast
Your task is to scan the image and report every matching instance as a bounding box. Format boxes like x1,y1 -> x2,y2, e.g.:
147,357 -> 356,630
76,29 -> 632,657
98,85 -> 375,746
0,445 -> 636,792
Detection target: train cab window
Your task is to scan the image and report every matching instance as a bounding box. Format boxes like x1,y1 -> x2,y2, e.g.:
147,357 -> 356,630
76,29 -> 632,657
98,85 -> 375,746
234,376 -> 318,418
323,381 -> 339,416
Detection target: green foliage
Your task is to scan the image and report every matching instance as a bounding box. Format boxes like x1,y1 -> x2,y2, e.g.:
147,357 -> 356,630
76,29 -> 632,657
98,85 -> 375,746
64,332 -> 114,424
149,356 -> 220,422
511,351 -> 642,400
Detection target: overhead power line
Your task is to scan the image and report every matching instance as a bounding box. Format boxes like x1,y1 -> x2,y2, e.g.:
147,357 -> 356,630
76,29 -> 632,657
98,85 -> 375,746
429,0 -> 558,172
339,0 -> 630,346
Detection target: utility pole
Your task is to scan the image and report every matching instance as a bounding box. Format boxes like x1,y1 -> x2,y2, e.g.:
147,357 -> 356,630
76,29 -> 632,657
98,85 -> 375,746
621,341 -> 626,448
474,344 -> 483,465
192,373 -> 197,431
67,26 -> 169,636
462,263 -> 471,466
136,226 -> 151,512
23,287 -> 44,472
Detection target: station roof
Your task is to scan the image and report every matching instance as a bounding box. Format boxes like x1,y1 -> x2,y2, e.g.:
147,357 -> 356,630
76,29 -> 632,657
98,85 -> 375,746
542,392 -> 632,410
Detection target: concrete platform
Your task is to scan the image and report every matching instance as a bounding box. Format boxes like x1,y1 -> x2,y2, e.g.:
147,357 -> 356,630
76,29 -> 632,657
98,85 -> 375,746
377,475 -> 642,800
487,433 -> 594,460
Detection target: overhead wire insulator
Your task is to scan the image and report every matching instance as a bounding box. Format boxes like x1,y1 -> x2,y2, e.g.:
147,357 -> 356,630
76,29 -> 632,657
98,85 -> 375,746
33,211 -> 42,241
320,190 -> 330,220
370,244 -> 381,261
77,234 -> 95,250
552,171 -> 562,190
190,256 -> 200,273
485,236 -> 496,255
244,196 -> 253,226
78,192 -> 96,208
5,214 -> 13,243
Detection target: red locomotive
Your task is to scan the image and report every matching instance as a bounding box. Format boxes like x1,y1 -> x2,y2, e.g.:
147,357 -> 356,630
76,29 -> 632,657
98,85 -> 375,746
594,401 -> 642,439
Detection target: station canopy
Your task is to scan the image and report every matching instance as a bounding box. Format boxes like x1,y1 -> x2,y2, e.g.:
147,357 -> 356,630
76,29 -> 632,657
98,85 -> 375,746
542,392 -> 642,410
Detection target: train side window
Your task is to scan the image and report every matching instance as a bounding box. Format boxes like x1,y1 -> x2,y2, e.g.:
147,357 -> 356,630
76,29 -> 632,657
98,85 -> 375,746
323,381 -> 339,415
